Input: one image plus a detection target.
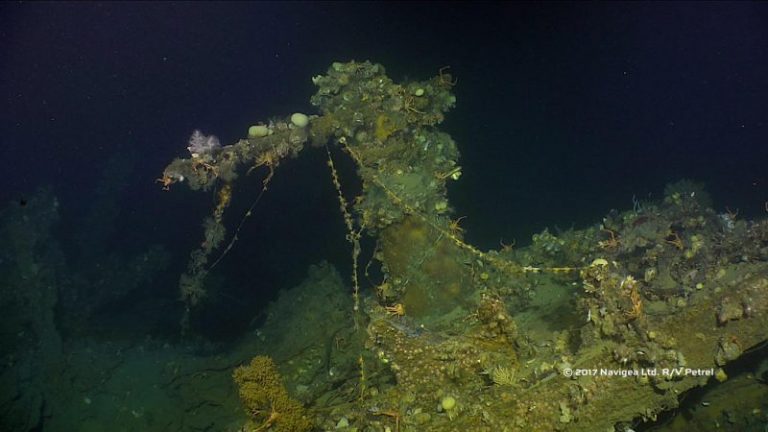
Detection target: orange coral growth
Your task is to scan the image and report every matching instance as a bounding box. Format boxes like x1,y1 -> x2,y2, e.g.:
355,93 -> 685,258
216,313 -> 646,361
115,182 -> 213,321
621,276 -> 643,321
214,183 -> 232,223
233,356 -> 312,432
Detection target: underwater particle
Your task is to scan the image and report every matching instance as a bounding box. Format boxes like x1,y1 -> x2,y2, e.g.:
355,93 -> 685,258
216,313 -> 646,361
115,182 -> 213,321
248,124 -> 270,138
290,112 -> 310,128
414,88 -> 425,96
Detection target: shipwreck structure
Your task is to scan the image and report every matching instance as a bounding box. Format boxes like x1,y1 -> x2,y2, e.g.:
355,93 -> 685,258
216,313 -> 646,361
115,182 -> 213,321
160,61 -> 768,431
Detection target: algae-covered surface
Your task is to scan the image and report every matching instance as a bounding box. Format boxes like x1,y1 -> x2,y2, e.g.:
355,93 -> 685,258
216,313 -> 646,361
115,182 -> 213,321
4,58 -> 768,432
156,61 -> 767,431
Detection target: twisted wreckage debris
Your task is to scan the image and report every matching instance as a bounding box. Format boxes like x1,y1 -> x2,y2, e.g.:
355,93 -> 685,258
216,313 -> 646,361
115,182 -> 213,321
160,61 -> 768,431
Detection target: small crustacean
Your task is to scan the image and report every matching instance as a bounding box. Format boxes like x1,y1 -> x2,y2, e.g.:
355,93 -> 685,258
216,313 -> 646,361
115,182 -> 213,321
447,216 -> 467,237
156,171 -> 184,191
598,228 -> 620,251
437,66 -> 458,88
157,175 -> 174,191
384,303 -> 405,317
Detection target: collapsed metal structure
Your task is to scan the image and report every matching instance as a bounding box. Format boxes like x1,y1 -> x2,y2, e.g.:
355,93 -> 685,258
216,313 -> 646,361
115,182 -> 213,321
160,61 -> 768,431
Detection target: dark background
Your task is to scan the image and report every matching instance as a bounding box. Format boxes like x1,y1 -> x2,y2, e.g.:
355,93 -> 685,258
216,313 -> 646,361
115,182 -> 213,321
2,2 -> 767,337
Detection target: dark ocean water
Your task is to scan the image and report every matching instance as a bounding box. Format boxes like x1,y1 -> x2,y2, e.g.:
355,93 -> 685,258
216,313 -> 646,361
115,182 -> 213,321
2,3 -> 767,430
4,2 -> 766,329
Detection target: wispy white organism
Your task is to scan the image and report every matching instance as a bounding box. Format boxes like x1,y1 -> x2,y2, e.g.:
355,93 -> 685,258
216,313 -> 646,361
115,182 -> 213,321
187,129 -> 220,157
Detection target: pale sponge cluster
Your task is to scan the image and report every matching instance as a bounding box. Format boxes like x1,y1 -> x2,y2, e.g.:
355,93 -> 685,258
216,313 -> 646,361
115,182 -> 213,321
248,112 -> 309,139
290,112 -> 309,128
